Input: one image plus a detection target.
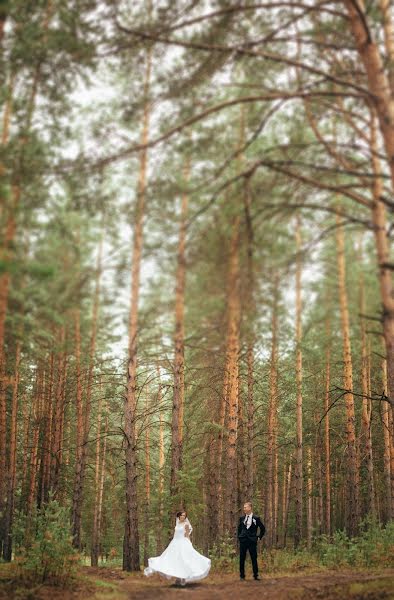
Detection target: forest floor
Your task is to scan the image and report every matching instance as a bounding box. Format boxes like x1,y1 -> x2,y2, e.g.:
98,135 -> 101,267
1,565 -> 394,600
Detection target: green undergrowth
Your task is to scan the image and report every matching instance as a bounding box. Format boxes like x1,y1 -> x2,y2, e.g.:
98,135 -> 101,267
210,521 -> 394,574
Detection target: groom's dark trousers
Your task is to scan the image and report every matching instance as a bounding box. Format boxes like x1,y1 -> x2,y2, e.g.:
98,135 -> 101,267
239,539 -> 258,579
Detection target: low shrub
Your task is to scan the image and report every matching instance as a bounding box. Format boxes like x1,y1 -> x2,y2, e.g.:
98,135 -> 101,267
13,499 -> 79,585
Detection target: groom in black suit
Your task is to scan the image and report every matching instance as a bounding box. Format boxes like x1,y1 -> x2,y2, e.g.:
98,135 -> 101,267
237,501 -> 265,581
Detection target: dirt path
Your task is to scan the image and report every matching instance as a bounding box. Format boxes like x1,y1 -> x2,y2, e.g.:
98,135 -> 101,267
96,569 -> 394,600
1,567 -> 393,600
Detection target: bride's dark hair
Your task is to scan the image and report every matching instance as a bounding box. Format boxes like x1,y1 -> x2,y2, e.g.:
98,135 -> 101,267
176,510 -> 187,518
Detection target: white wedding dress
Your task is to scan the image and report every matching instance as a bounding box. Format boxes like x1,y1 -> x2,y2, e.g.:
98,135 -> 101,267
144,519 -> 211,583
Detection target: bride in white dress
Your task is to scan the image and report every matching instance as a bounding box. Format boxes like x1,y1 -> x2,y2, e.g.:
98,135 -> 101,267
144,510 -> 211,586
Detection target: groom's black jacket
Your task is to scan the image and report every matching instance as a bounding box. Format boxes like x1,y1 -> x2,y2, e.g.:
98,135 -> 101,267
237,514 -> 265,543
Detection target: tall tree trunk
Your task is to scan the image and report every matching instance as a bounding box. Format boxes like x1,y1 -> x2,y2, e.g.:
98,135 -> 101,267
72,236 -> 102,547
243,178 -> 255,500
123,47 -> 152,572
50,328 -> 67,496
71,309 -> 84,548
294,215 -> 303,548
336,211 -> 359,536
344,0 -> 394,408
358,247 -> 376,519
170,158 -> 189,505
224,214 -> 241,535
266,275 -> 279,548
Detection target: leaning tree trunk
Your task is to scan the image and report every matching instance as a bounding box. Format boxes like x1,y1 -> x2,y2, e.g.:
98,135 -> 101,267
336,211 -> 359,536
294,215 -> 303,548
123,47 -> 152,573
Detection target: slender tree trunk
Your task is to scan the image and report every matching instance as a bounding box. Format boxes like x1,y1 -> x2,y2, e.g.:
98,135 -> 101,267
336,211 -> 359,536
307,448 -> 313,550
91,385 -> 103,567
283,456 -> 292,547
324,318 -> 331,536
50,328 -> 67,496
294,215 -> 303,548
2,341 -> 20,560
143,391 -> 151,567
71,309 -> 84,548
123,48 -> 152,572
170,158 -> 189,505
27,367 -> 44,517
382,354 -> 393,521
266,275 -> 279,548
157,367 -> 165,554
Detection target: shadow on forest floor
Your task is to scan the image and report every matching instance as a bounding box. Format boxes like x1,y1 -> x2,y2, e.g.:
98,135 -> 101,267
0,565 -> 393,600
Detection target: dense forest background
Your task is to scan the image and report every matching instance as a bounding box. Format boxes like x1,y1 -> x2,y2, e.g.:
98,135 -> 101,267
0,0 -> 394,578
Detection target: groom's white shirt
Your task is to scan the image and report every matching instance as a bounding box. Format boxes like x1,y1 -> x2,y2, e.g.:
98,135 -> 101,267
244,513 -> 253,529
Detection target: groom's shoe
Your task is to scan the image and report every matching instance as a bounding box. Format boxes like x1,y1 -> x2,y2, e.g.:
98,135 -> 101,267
240,576 -> 245,581
254,576 -> 261,581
